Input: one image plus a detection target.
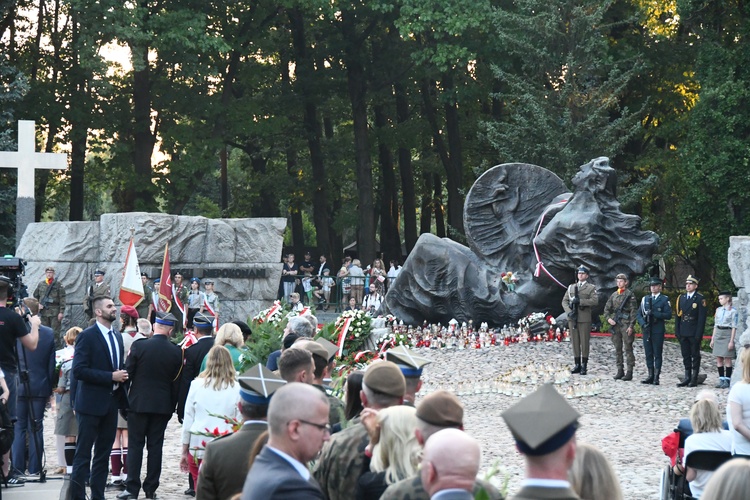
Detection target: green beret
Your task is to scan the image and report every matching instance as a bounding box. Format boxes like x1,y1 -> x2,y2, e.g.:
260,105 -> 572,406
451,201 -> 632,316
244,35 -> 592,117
363,361 -> 406,398
416,390 -> 463,428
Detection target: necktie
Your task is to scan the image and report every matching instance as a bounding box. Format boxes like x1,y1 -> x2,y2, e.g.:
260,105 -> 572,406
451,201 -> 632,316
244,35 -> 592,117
106,330 -> 118,369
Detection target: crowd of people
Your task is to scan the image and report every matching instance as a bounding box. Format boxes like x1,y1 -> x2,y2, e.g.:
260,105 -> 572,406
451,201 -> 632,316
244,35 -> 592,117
278,252 -> 402,314
4,259 -> 750,499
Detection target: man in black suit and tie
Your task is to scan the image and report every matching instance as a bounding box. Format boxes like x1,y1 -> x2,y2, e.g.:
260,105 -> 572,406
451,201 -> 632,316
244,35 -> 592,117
118,312 -> 183,500
241,382 -> 330,500
70,296 -> 129,500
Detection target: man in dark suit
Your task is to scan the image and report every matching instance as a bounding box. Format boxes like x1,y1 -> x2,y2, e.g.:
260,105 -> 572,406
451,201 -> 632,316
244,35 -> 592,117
118,312 -> 183,500
12,298 -> 55,476
70,296 -> 129,500
675,275 -> 707,387
637,277 -> 672,385
197,364 -> 285,500
420,429 -> 481,500
176,311 -> 214,497
241,382 -> 330,500
502,384 -> 581,500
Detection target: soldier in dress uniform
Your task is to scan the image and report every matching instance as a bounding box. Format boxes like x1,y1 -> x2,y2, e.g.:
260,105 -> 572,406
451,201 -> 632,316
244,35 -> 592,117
84,269 -> 111,320
602,273 -> 638,381
136,273 -> 154,321
381,391 -> 503,500
502,384 -> 581,500
561,265 -> 599,375
637,277 -> 672,385
197,364 -> 284,500
675,275 -> 707,387
295,338 -> 345,427
385,345 -> 431,406
33,266 -> 67,342
313,361 -> 406,500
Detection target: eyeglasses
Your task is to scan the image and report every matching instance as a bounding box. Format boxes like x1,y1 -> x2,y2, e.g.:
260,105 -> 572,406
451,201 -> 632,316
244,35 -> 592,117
296,419 -> 331,433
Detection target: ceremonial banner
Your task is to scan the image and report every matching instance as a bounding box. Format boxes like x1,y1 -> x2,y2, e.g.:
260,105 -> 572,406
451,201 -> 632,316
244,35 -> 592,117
158,244 -> 173,312
172,283 -> 187,329
119,236 -> 145,307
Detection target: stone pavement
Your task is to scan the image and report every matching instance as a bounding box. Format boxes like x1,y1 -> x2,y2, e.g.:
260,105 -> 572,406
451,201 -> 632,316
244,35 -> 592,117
20,335 -> 725,500
2,478 -> 63,500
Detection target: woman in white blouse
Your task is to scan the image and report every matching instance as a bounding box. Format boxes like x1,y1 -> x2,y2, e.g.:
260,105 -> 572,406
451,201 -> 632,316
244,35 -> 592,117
180,345 -> 240,488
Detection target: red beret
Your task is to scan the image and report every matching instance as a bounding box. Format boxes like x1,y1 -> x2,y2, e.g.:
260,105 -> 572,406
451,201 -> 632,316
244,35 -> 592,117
120,305 -> 139,319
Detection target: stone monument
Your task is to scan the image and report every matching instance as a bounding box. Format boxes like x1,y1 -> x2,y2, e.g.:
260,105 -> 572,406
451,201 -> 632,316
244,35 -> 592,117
15,212 -> 285,329
384,157 -> 659,325
729,236 -> 750,339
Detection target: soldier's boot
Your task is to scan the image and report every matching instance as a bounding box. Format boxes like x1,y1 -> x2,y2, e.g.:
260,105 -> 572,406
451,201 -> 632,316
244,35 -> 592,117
641,369 -> 654,384
613,367 -> 625,380
677,369 -> 691,387
622,368 -> 633,381
571,358 -> 582,374
653,369 -> 660,386
689,370 -> 699,387
580,358 -> 588,376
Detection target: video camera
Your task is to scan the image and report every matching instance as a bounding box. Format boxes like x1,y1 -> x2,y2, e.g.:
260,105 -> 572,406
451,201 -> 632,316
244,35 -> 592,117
0,255 -> 29,310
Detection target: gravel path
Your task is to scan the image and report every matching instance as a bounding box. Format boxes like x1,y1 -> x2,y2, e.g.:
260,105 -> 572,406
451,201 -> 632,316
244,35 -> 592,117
39,336 -> 722,499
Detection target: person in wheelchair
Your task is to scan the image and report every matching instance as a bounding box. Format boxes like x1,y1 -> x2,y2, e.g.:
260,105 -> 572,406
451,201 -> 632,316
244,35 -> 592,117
672,398 -> 731,498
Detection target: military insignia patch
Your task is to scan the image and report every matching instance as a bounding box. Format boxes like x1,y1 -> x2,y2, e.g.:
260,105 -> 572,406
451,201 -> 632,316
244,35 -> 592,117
692,303 -> 698,309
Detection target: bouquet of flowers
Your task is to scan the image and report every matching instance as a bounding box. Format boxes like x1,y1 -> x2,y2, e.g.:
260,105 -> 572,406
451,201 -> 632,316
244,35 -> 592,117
252,300 -> 284,325
376,329 -> 410,353
320,309 -> 372,367
501,271 -> 519,291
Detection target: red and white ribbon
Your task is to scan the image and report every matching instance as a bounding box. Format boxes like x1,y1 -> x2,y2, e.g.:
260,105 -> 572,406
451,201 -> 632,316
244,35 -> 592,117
532,199 -> 569,289
335,316 -> 354,357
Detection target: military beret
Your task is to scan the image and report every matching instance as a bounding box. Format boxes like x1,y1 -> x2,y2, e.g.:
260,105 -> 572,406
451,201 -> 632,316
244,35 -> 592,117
190,277 -> 201,284
94,269 -> 105,276
649,277 -> 663,286
193,312 -> 214,328
120,305 -> 139,319
155,311 -> 177,326
615,273 -> 628,281
238,364 -> 286,405
576,265 -> 590,274
363,361 -> 406,398
502,384 -> 579,456
416,390 -> 463,428
686,275 -> 699,285
141,272 -> 149,278
153,278 -> 160,283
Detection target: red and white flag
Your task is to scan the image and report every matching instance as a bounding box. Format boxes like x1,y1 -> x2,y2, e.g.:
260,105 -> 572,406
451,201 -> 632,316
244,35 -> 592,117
119,236 -> 145,307
158,244 -> 173,313
203,297 -> 218,331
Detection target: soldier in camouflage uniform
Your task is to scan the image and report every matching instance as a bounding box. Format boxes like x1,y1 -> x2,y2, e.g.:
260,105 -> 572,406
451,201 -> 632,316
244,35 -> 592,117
313,361 -> 406,500
602,273 -> 638,381
381,391 -> 503,500
33,266 -> 66,343
297,338 -> 345,427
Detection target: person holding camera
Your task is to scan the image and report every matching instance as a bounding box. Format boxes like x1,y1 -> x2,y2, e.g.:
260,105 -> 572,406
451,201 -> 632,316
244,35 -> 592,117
33,266 -> 66,344
562,265 -> 599,375
637,277 -> 672,385
0,276 -> 41,483
603,273 -> 638,381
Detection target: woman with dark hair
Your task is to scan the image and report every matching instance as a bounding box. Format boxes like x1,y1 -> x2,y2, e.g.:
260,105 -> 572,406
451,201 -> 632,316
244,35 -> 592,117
186,278 -> 205,329
344,370 -> 365,421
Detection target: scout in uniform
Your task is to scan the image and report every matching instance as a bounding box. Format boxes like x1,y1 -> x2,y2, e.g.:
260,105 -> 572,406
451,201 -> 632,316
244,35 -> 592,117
711,290 -> 738,389
502,384 -> 581,500
602,273 -> 638,381
385,345 -> 432,406
561,265 -> 599,375
675,275 -> 707,387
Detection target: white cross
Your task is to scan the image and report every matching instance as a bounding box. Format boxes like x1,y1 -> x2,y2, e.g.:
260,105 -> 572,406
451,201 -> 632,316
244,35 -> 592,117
0,120 -> 68,198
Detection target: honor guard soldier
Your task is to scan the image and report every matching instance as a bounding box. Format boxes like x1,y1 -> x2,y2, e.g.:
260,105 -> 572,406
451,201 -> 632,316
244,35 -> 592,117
675,275 -> 707,387
84,269 -> 111,320
637,277 -> 672,385
562,265 -> 599,375
385,345 -> 432,406
502,384 -> 581,500
603,273 -> 638,381
33,266 -> 67,342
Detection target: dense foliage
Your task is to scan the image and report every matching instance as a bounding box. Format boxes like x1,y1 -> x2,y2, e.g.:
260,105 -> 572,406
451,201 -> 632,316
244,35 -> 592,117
1,0 -> 747,288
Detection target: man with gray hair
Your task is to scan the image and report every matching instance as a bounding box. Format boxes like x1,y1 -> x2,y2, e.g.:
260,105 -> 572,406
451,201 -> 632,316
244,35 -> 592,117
136,318 -> 152,338
421,429 -> 482,500
241,382 -> 329,499
286,316 -> 315,338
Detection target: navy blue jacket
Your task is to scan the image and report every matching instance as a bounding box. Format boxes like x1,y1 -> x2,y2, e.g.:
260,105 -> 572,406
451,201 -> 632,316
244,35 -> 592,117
637,293 -> 672,335
16,324 -> 55,398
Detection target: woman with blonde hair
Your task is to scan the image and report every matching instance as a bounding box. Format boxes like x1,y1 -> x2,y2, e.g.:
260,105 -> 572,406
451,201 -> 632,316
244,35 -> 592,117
180,345 -> 240,488
673,399 -> 731,498
568,443 -> 623,500
728,348 -> 750,456
356,405 -> 420,500
200,322 -> 246,372
701,458 -> 750,500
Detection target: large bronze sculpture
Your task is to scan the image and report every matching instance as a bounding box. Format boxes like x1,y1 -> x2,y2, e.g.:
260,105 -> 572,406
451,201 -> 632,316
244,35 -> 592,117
383,157 -> 658,325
